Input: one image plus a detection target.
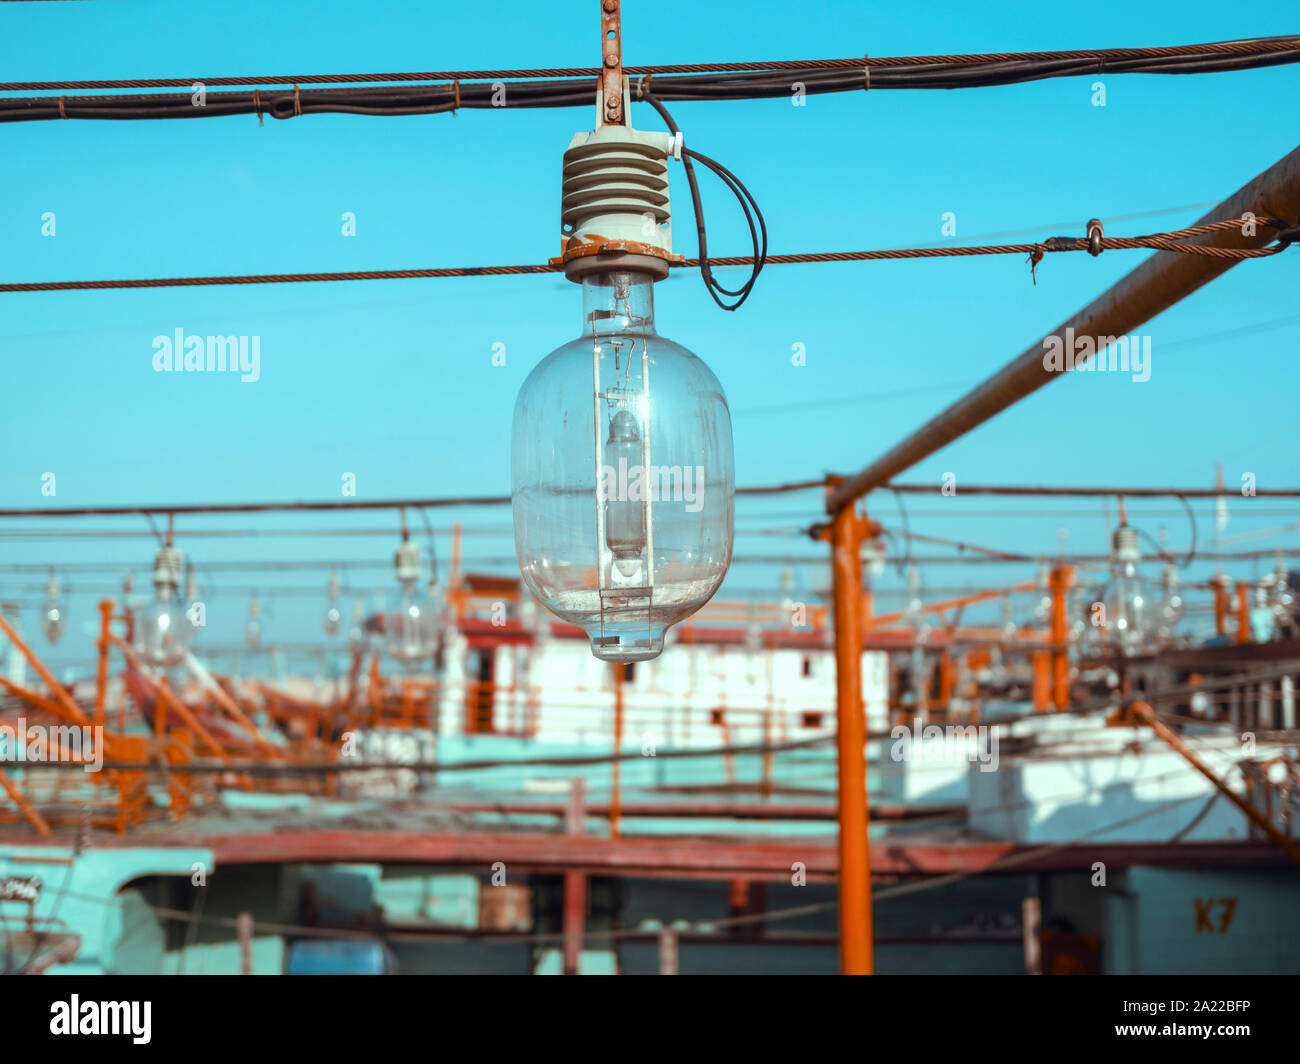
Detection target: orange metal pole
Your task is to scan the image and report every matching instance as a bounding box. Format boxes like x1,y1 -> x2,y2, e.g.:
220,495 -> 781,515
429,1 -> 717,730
610,662 -> 625,839
0,611 -> 90,728
1031,651 -> 1050,712
0,675 -> 72,721
94,599 -> 114,731
0,767 -> 50,835
450,522 -> 464,622
1235,582 -> 1251,644
828,501 -> 873,975
154,677 -> 170,740
155,680 -> 229,761
1049,565 -> 1073,711
562,776 -> 587,976
937,650 -> 954,712
869,581 -> 1036,629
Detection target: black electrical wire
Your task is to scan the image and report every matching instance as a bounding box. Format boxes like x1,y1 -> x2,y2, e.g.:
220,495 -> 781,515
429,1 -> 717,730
1134,494 -> 1198,569
6,37 -> 1297,123
641,92 -> 767,311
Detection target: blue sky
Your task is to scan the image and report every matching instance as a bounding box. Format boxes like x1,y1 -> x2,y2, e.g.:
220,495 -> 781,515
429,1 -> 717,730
1,0 -> 1297,666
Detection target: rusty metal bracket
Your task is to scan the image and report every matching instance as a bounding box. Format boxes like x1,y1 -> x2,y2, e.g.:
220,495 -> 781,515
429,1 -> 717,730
600,0 -> 623,125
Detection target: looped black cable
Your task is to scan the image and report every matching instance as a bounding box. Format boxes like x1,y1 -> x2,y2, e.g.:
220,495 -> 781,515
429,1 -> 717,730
640,92 -> 767,311
1273,223 -> 1300,247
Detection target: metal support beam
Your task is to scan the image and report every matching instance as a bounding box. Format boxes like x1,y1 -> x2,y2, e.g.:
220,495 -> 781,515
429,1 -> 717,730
826,144 -> 1300,515
828,500 -> 874,974
1050,565 -> 1074,710
562,776 -> 587,975
610,662 -> 625,839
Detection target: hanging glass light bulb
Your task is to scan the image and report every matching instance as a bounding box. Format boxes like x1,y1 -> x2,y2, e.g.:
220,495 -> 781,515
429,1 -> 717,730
323,569 -> 343,637
1156,562 -> 1184,645
778,567 -> 797,629
245,593 -> 263,651
134,539 -> 195,668
385,537 -> 440,669
1032,561 -> 1053,625
347,598 -> 368,654
1101,518 -> 1150,655
861,538 -> 886,587
40,568 -> 64,645
904,565 -> 930,645
999,595 -> 1019,643
987,596 -> 1019,685
511,80 -> 733,664
1268,553 -> 1294,621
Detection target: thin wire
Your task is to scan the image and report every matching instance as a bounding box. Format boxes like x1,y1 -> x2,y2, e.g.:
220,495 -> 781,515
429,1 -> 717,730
3,216 -> 1290,294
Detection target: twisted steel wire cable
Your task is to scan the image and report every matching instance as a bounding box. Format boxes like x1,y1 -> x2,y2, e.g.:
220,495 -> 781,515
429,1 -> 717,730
1,218 -> 1293,294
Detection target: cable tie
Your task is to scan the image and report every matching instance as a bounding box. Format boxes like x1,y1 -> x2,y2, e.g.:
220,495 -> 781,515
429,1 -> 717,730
252,89 -> 263,126
864,54 -> 870,92
453,78 -> 460,114
292,83 -> 302,117
637,73 -> 653,99
57,96 -> 67,120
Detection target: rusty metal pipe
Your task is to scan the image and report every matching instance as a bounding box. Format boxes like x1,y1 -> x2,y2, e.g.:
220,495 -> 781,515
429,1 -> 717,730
826,144 -> 1300,515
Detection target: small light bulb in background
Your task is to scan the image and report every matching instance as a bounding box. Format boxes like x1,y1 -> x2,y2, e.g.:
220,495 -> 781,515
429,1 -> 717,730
1102,521 -> 1149,655
41,568 -> 64,645
347,598 -> 368,654
1268,553 -> 1294,621
386,538 -> 439,670
999,596 -> 1019,643
778,567 -> 796,629
134,542 -> 195,669
861,538 -> 886,588
323,569 -> 343,637
1157,562 -> 1184,645
1032,561 -> 1053,625
904,565 -> 928,640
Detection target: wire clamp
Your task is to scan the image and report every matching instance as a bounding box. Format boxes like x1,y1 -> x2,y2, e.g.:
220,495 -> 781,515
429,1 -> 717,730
1087,218 -> 1104,256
